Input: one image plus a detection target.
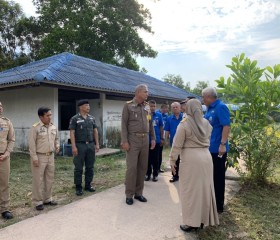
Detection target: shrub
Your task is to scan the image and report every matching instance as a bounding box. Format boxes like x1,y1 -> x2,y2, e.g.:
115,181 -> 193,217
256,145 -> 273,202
216,53 -> 280,184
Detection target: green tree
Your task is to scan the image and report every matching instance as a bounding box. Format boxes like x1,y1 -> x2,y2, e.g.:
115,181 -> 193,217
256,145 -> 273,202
192,80 -> 209,95
16,0 -> 157,71
216,53 -> 280,184
163,73 -> 191,91
0,0 -> 30,71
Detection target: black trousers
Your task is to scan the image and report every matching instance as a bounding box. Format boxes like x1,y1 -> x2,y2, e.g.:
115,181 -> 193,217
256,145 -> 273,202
73,142 -> 96,187
172,155 -> 180,179
146,143 -> 160,177
158,145 -> 163,171
211,153 -> 227,212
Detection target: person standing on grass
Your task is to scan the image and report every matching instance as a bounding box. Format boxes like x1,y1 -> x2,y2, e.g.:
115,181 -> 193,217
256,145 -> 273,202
145,100 -> 164,182
202,87 -> 230,214
29,107 -> 60,211
0,102 -> 15,220
164,102 -> 183,183
156,102 -> 169,173
121,84 -> 155,205
69,99 -> 100,196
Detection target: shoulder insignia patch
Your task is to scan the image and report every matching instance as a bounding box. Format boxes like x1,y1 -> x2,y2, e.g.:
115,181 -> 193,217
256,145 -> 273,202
180,118 -> 187,123
0,117 -> 9,121
126,100 -> 133,104
33,122 -> 40,127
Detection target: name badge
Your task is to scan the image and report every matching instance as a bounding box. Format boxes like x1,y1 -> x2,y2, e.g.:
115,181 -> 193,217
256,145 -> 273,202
77,119 -> 85,123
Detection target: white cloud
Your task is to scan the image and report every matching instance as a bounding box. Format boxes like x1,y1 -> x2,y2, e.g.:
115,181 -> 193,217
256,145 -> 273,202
139,0 -> 280,57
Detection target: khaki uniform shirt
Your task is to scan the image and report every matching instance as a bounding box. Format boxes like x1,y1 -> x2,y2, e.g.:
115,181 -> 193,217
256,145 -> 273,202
121,98 -> 155,143
29,121 -> 59,161
0,116 -> 15,155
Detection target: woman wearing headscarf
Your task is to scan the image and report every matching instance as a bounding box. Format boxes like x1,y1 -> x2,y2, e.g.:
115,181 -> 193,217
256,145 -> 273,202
169,99 -> 219,232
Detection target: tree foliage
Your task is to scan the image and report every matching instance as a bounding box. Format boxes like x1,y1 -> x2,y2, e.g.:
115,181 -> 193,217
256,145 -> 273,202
15,0 -> 157,71
191,80 -> 209,95
0,0 -> 30,71
216,53 -> 280,184
162,73 -> 192,92
163,73 -> 209,95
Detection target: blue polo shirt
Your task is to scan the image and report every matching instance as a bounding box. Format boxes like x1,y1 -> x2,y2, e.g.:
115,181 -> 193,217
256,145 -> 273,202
156,110 -> 169,128
150,112 -> 163,144
204,99 -> 230,153
164,113 -> 183,146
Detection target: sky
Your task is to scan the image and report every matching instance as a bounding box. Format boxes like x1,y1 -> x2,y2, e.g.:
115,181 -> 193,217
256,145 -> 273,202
14,0 -> 280,88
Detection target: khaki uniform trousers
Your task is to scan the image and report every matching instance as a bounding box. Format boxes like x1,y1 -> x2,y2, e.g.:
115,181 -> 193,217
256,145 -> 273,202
0,155 -> 10,213
31,154 -> 54,206
125,134 -> 149,198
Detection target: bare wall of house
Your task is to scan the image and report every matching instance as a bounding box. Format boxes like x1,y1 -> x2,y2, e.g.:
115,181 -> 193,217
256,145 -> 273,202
0,86 -> 58,150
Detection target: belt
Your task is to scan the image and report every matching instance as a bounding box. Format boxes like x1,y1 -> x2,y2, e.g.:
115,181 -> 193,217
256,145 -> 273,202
76,141 -> 93,144
37,152 -> 53,156
134,133 -> 148,137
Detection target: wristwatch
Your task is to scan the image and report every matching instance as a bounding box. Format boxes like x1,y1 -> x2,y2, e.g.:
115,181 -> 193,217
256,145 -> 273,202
220,141 -> 226,146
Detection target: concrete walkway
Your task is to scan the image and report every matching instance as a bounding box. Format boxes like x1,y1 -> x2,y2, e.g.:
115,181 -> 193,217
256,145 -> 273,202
0,166 -> 240,240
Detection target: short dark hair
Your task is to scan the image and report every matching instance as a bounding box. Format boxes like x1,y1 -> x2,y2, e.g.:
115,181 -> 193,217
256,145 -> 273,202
148,100 -> 156,105
161,101 -> 169,108
38,107 -> 51,117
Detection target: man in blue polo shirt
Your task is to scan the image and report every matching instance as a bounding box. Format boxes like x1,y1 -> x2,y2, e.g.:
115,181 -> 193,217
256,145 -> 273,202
164,102 -> 183,182
145,100 -> 164,182
202,87 -> 230,214
156,102 -> 169,173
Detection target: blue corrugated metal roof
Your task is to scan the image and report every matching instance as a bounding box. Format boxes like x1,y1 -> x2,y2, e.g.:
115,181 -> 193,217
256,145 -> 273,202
0,52 -> 198,100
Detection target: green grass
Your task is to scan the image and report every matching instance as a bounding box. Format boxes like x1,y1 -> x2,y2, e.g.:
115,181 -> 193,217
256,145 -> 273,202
2,150 -> 280,240
198,164 -> 280,240
0,151 -> 126,228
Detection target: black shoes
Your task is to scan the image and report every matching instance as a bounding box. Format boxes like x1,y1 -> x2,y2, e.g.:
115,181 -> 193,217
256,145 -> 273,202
152,176 -> 158,182
43,201 -> 58,206
1,211 -> 13,219
169,177 -> 179,183
36,204 -> 44,211
76,189 -> 83,196
145,176 -> 158,182
126,198 -> 133,205
180,223 -> 204,232
126,195 -> 147,205
85,185 -> 96,192
134,195 -> 147,202
180,225 -> 199,232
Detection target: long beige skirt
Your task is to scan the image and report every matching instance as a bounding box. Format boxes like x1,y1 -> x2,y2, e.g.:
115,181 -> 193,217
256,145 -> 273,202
179,147 -> 219,227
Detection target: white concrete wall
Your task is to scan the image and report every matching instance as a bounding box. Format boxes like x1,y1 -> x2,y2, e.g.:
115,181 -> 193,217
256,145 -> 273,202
0,87 -> 58,150
102,99 -> 124,146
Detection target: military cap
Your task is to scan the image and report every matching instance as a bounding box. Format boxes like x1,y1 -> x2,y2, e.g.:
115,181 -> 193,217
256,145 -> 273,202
180,96 -> 196,105
77,99 -> 89,106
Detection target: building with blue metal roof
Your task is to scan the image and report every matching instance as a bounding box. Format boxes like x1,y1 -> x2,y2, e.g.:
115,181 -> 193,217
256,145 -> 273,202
0,52 -> 197,150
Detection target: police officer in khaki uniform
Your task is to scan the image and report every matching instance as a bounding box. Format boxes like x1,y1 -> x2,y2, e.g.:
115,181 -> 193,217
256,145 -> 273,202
69,99 -> 100,196
29,107 -> 60,211
0,102 -> 15,219
121,84 -> 156,205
